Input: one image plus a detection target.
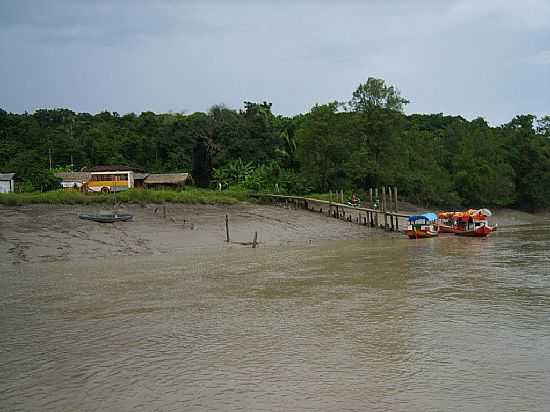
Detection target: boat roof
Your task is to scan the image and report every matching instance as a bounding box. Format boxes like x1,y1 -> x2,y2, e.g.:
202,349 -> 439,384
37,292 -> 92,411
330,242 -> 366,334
408,212 -> 437,222
438,209 -> 492,219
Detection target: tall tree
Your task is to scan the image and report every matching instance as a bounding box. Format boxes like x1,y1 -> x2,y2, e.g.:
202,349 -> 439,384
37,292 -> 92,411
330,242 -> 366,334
296,103 -> 348,191
349,77 -> 410,113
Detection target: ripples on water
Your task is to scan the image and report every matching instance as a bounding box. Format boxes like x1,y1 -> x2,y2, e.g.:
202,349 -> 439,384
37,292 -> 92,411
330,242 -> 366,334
1,224 -> 550,411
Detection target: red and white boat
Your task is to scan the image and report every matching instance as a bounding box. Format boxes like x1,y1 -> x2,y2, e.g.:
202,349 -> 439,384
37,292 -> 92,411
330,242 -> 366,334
437,211 -> 456,233
439,209 -> 497,237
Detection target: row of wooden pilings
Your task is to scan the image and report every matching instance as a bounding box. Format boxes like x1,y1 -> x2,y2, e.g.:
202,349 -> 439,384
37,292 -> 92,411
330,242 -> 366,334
253,193 -> 410,232
328,186 -> 399,212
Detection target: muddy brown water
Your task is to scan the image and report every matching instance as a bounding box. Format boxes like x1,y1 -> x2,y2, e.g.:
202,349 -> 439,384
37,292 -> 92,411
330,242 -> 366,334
1,219 -> 550,411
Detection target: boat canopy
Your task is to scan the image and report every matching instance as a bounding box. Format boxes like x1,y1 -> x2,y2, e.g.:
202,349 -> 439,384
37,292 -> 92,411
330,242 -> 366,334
475,208 -> 492,217
408,212 -> 438,222
438,209 -> 492,221
438,211 -> 456,219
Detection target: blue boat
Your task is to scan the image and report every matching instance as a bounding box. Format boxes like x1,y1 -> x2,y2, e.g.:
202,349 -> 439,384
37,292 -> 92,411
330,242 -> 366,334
405,213 -> 439,239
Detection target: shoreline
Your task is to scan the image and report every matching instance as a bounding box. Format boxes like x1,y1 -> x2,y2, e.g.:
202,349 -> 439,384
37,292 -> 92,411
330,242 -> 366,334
1,202 -> 547,267
0,202 -> 389,266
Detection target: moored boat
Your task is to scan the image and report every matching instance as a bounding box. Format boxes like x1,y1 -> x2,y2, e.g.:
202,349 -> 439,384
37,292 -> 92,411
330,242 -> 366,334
405,213 -> 439,239
452,209 -> 497,237
437,211 -> 456,233
79,212 -> 133,223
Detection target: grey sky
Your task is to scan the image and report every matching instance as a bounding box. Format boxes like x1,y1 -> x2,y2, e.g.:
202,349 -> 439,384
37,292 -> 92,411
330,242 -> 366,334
1,0 -> 549,124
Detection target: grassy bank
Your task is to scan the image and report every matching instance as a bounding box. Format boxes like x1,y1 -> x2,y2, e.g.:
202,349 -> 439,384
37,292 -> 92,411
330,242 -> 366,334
0,188 -> 250,206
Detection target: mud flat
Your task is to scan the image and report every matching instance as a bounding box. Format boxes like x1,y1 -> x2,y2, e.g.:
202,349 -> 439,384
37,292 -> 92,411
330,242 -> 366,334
0,202 -> 392,266
1,202 -> 547,267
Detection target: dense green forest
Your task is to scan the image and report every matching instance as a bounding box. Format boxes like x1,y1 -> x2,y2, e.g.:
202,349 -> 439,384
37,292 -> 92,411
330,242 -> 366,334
1,78 -> 549,210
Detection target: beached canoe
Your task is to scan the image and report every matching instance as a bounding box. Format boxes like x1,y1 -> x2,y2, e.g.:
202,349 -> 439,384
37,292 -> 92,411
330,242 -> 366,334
78,213 -> 133,223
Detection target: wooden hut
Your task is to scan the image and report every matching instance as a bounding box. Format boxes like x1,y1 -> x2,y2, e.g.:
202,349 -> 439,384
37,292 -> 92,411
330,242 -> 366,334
133,173 -> 149,189
144,173 -> 192,190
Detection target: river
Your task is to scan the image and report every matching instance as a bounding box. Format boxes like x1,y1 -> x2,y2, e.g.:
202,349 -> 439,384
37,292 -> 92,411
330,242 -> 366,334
1,223 -> 549,411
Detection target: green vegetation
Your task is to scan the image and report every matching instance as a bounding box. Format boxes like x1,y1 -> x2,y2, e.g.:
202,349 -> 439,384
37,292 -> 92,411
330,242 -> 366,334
1,77 -> 550,210
0,188 -> 248,206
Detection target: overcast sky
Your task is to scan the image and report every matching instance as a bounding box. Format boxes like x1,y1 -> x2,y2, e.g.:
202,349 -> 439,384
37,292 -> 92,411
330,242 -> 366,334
0,0 -> 549,125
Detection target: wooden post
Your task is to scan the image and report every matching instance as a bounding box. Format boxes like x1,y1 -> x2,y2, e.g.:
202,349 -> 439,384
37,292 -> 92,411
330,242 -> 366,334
340,189 -> 344,203
391,214 -> 395,231
395,215 -> 399,231
384,212 -> 388,230
382,186 -> 386,212
375,188 -> 378,207
252,231 -> 258,248
225,214 -> 230,242
329,190 -> 333,203
369,188 -> 373,204
388,189 -> 393,212
394,187 -> 398,212
374,211 -> 379,228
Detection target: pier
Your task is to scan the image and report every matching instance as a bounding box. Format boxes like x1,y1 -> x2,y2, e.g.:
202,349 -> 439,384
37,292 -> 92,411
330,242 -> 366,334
252,190 -> 410,232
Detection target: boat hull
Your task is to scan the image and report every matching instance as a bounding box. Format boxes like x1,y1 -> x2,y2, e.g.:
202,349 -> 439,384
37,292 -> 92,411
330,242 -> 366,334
406,229 -> 439,239
454,225 -> 495,237
438,224 -> 454,233
79,213 -> 133,223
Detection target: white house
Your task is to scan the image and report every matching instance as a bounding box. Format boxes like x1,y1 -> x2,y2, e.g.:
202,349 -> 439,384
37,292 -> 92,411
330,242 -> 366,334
54,172 -> 91,189
0,173 -> 15,193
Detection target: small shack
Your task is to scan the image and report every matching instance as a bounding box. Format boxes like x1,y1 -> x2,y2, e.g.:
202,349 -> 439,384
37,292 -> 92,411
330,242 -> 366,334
0,173 -> 15,193
144,173 -> 192,190
55,172 -> 91,189
133,173 -> 149,189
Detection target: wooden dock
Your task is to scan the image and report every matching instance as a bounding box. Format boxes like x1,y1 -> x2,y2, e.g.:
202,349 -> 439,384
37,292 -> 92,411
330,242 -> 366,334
251,193 -> 411,232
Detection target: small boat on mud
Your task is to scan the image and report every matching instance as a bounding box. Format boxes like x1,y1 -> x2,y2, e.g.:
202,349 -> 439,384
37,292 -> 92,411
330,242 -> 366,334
405,213 -> 439,239
79,212 -> 133,223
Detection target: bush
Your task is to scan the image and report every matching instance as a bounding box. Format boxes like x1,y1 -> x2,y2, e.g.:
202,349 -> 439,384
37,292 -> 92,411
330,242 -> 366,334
0,188 -> 250,205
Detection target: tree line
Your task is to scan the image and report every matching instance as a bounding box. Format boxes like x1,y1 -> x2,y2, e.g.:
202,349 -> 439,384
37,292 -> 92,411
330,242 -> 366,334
1,78 -> 549,210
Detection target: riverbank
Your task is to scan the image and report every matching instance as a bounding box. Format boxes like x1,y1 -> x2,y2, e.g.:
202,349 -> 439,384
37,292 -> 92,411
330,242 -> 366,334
1,201 -> 547,266
0,202 -> 387,266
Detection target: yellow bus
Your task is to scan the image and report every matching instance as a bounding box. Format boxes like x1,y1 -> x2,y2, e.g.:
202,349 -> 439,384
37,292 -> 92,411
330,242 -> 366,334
86,170 -> 134,193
